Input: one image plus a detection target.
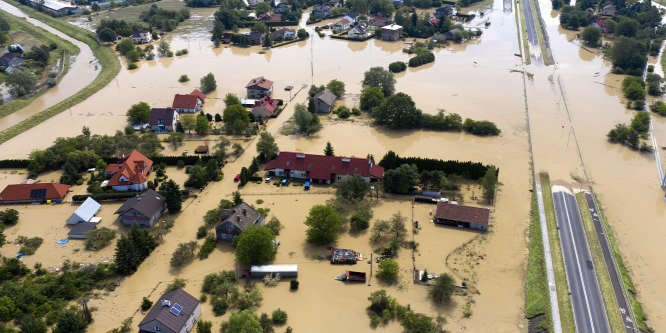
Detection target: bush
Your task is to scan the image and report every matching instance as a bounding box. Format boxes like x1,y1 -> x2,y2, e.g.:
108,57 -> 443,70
196,226 -> 207,239
179,74 -> 189,82
211,298 -> 228,316
141,297 -> 153,311
198,236 -> 216,259
349,213 -> 370,231
377,258 -> 400,283
388,61 -> 407,73
0,209 -> 19,225
170,241 -> 199,267
462,119 -> 501,136
272,308 -> 288,324
290,279 -> 299,290
127,62 -> 138,70
408,52 -> 435,67
166,278 -> 186,292
84,227 -> 116,250
337,106 -> 350,118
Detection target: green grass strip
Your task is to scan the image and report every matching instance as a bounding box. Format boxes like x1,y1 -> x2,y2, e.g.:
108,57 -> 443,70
528,0 -> 550,66
539,173 -> 575,332
575,192 -> 624,332
0,0 -> 120,146
593,194 -> 651,332
525,191 -> 551,326
515,0 -> 531,65
0,10 -> 80,119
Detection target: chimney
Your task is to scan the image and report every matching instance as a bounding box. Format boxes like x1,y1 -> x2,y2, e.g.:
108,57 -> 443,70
236,216 -> 241,222
243,209 -> 247,215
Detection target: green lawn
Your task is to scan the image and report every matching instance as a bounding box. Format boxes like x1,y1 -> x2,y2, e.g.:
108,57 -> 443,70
0,0 -> 120,145
527,0 -> 550,66
525,191 -> 551,327
515,0 -> 531,65
539,173 -> 575,332
575,192 -> 624,332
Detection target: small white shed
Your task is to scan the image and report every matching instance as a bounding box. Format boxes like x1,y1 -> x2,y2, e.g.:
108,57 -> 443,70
250,264 -> 298,278
66,197 -> 101,224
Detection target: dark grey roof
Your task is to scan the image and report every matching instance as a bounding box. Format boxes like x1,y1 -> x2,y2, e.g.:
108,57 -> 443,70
347,11 -> 358,19
115,189 -> 165,218
68,222 -> 98,238
139,289 -> 200,332
149,108 -> 177,127
314,89 -> 336,106
0,52 -> 22,64
217,202 -> 261,231
220,209 -> 234,220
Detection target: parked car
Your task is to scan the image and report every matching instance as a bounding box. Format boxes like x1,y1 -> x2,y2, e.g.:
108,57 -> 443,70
265,176 -> 272,183
234,174 -> 241,182
281,179 -> 288,186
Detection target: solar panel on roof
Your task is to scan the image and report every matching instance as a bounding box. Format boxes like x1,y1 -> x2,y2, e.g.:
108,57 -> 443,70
173,303 -> 183,311
170,303 -> 183,316
29,189 -> 47,199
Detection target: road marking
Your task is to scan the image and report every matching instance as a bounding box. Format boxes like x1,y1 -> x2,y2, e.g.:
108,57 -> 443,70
560,191 -> 596,333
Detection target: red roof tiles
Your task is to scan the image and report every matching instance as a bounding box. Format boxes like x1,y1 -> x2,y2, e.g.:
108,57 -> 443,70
246,76 -> 274,90
0,183 -> 71,202
190,89 -> 206,101
106,150 -> 153,187
172,94 -> 200,109
264,151 -> 384,181
435,202 -> 490,226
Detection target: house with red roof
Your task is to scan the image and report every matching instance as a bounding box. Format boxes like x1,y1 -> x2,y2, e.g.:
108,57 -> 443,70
190,89 -> 206,101
257,12 -> 282,21
251,97 -> 279,119
434,201 -> 490,230
0,183 -> 71,203
246,76 -> 274,98
104,150 -> 153,191
172,93 -> 203,113
592,19 -> 607,33
333,18 -> 351,31
264,151 -> 384,184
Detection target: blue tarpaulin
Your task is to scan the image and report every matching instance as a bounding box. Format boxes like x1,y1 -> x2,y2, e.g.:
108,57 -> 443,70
57,239 -> 69,245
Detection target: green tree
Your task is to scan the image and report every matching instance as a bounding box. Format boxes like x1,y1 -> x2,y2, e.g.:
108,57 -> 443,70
256,132 -> 278,161
376,258 -> 400,283
221,309 -> 262,333
181,115 -> 197,134
195,115 -> 211,135
167,131 -> 185,148
428,273 -> 456,303
265,216 -> 283,235
19,316 -> 47,333
170,241 -> 200,267
157,40 -> 171,55
255,2 -> 270,15
98,27 -> 116,43
161,179 -> 183,213
141,297 -> 153,311
223,104 -> 250,134
326,79 -> 345,98
297,28 -> 308,39
52,308 -> 87,333
324,141 -> 334,156
6,68 -> 38,96
371,92 -> 422,129
200,72 -> 217,94
362,66 -> 396,96
214,136 -> 231,159
616,17 -> 639,38
196,320 -> 213,333
360,87 -> 386,111
0,209 -> 19,225
334,174 -> 369,201
91,3 -> 100,11
116,38 -> 135,55
84,227 -> 116,250
479,165 -> 498,202
382,164 -> 418,194
271,309 -> 288,324
252,21 -> 268,33
204,208 -> 221,227
304,205 -> 342,245
126,102 -> 151,124
349,212 -> 370,231
236,226 -> 276,265
581,26 -> 601,46
0,296 -> 16,321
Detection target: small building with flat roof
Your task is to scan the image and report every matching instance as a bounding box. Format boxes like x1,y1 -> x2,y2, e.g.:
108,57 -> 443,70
250,264 -> 298,278
434,201 -> 490,230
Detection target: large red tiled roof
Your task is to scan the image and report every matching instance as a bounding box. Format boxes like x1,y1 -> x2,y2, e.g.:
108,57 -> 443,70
264,151 -> 384,180
172,94 -> 200,109
107,150 -> 153,187
190,89 -> 206,101
0,183 -> 71,202
435,202 -> 490,226
246,76 -> 274,90
252,97 -> 279,114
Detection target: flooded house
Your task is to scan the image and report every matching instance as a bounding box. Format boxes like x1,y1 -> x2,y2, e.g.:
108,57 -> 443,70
138,289 -> 201,333
434,201 -> 490,230
149,108 -> 179,133
251,97 -> 280,119
248,32 -> 266,45
246,76 -> 274,98
264,151 -> 384,183
257,12 -> 282,22
0,52 -> 24,69
348,24 -> 371,39
66,197 -> 101,225
104,150 -> 152,191
171,93 -> 203,113
130,29 -> 152,44
599,4 -> 616,16
381,24 -> 403,41
0,183 -> 70,204
114,189 -> 166,228
269,28 -> 296,41
313,89 -> 336,113
333,18 -> 352,32
367,16 -> 388,30
435,6 -> 455,18
215,202 -> 265,241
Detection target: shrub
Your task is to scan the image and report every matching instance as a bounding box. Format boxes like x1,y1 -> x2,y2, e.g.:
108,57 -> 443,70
127,62 -> 138,70
84,227 -> 116,250
388,61 -> 407,73
196,226 -> 207,239
18,236 -> 43,255
462,119 -> 501,136
179,74 -> 189,82
170,241 -> 199,267
166,278 -> 186,292
211,298 -> 228,316
141,297 -> 153,311
337,106 -> 350,118
408,52 -> 435,67
377,259 -> 400,283
290,279 -> 299,290
0,209 -> 19,225
198,236 -> 216,259
350,213 -> 370,231
272,308 -> 288,324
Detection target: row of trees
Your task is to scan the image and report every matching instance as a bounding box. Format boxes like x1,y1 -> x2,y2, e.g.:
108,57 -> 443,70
139,4 -> 190,32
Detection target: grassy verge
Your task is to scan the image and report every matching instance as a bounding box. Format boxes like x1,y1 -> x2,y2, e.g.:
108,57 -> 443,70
525,191 -> 551,328
594,194 -> 651,332
0,10 -> 80,119
539,173 -> 575,332
575,192 -> 623,332
528,0 -> 550,66
661,46 -> 666,78
515,0 -> 531,65
0,0 -> 120,146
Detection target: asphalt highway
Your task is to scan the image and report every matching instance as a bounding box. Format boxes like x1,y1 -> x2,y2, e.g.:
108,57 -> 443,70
553,189 -> 610,333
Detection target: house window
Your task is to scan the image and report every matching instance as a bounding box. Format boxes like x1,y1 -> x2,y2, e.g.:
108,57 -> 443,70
155,327 -> 161,331
227,225 -> 233,230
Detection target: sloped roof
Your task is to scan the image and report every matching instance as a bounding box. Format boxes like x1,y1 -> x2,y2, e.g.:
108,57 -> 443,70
269,28 -> 296,38
368,16 -> 388,26
139,289 -> 200,332
172,94 -> 200,109
107,150 -> 153,187
0,183 -> 71,202
190,89 -> 206,101
216,202 -> 261,231
246,76 -> 274,90
149,108 -> 177,127
115,189 -> 165,218
339,18 -> 351,25
68,222 -> 98,238
314,89 -> 336,106
252,97 -> 279,114
67,197 -> 101,224
0,52 -> 23,64
264,151 -> 384,180
435,202 -> 490,226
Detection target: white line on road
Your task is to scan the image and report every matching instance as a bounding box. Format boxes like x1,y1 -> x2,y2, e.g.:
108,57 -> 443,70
560,191 -> 596,333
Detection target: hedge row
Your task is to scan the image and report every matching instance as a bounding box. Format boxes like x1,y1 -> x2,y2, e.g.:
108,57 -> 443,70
239,21 -> 299,27
102,155 -> 216,166
408,52 -> 435,67
272,37 -> 306,48
379,154 -> 496,180
0,159 -> 30,168
330,35 -> 374,42
72,189 -> 190,202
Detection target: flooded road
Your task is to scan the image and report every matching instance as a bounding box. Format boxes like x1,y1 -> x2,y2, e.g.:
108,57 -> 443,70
2,0 -> 666,330
0,1 -> 100,132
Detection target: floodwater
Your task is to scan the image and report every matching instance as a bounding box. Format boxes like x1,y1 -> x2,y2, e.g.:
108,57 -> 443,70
0,1 -> 100,132
2,0 -> 666,329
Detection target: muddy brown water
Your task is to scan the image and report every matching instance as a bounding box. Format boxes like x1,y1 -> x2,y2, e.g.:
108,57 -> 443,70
2,0 -> 666,330
0,1 -> 100,132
